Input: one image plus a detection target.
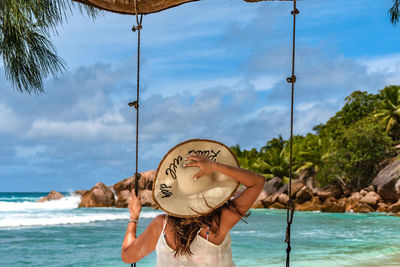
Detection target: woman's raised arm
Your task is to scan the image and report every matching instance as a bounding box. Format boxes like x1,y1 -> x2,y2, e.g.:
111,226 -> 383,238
121,191 -> 163,263
185,153 -> 265,230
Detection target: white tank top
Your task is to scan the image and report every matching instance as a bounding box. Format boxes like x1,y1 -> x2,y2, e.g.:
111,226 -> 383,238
155,215 -> 235,267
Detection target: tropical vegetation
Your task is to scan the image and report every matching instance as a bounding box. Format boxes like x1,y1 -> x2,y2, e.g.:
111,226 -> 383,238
232,86 -> 399,190
2,1 -> 400,191
0,0 -> 100,94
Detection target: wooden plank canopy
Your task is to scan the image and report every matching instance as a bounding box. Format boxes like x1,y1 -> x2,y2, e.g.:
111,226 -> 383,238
72,0 -> 289,15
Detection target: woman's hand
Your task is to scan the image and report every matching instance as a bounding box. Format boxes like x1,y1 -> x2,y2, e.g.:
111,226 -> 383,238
128,190 -> 142,220
184,152 -> 216,180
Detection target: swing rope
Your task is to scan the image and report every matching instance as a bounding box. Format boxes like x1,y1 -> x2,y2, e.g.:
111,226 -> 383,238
126,1 -> 297,267
285,0 -> 298,266
128,1 -> 143,266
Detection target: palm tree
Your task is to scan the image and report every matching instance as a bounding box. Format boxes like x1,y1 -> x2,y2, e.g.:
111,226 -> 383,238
231,145 -> 264,174
260,135 -> 285,154
0,0 -> 100,94
374,86 -> 400,136
262,146 -> 290,179
296,135 -> 329,175
390,0 -> 400,25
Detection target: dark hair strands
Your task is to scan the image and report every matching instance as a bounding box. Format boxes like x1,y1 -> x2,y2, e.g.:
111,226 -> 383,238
167,200 -> 250,257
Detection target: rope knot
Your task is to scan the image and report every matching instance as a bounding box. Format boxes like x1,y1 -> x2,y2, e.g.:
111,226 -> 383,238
286,75 -> 296,84
132,24 -> 142,32
291,8 -> 299,15
128,101 -> 139,109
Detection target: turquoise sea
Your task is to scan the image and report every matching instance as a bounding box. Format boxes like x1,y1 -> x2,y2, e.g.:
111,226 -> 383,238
1,192 -> 400,267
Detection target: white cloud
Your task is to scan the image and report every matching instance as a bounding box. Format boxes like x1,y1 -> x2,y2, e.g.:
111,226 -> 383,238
2,0 -> 400,191
26,115 -> 132,142
15,145 -> 46,158
296,98 -> 339,112
361,53 -> 400,74
250,75 -> 281,91
0,102 -> 20,134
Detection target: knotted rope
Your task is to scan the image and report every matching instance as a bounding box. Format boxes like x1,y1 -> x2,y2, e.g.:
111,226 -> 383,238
128,1 -> 143,266
125,1 -> 298,267
285,0 -> 298,266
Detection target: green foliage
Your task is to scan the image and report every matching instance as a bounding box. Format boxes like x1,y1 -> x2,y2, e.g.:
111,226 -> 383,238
314,91 -> 380,139
230,145 -> 260,172
374,85 -> 400,140
231,136 -> 292,180
0,0 -> 101,94
233,86 -> 399,189
317,118 -> 395,188
258,136 -> 290,179
390,0 -> 400,26
295,134 -> 330,175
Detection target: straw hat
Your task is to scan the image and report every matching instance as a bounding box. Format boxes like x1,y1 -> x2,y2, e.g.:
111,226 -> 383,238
153,139 -> 240,218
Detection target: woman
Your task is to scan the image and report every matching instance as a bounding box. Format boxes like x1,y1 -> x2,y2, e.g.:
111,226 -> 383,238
121,139 -> 265,266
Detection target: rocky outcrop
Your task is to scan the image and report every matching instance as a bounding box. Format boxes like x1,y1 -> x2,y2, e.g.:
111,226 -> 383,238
372,159 -> 400,202
295,186 -> 313,204
306,176 -> 319,192
73,190 -> 88,196
359,191 -> 381,209
113,170 -> 155,193
365,185 -> 375,192
256,177 -> 281,202
289,181 -> 305,197
112,170 -> 156,207
139,189 -> 156,207
274,180 -> 304,197
277,184 -> 288,195
377,202 -> 390,212
265,177 -> 283,194
262,193 -> 279,208
345,193 -> 361,212
269,202 -> 286,209
78,182 -> 115,208
317,185 -> 342,202
320,197 -> 346,213
37,190 -> 64,202
390,200 -> 400,213
254,173 -> 400,214
115,190 -> 131,208
353,203 -> 375,213
76,170 -> 157,208
75,165 -> 400,214
295,196 -> 321,212
252,200 -> 265,209
298,169 -> 320,190
317,189 -> 335,202
138,170 -> 155,191
278,193 -> 289,205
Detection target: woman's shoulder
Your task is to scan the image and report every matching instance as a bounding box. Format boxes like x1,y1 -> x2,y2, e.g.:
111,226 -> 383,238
146,214 -> 166,232
154,214 -> 166,223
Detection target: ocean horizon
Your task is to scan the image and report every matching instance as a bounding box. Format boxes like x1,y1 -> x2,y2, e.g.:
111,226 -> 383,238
1,192 -> 400,267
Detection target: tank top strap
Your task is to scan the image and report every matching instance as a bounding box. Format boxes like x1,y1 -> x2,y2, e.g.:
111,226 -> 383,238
198,226 -> 210,240
162,215 -> 168,237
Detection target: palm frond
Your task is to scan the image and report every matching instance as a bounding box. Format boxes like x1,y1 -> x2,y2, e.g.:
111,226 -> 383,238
390,0 -> 400,26
0,0 -> 102,94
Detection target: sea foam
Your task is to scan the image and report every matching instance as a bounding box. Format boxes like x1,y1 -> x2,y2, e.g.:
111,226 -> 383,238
0,195 -> 81,212
0,194 -> 162,228
0,210 -> 161,228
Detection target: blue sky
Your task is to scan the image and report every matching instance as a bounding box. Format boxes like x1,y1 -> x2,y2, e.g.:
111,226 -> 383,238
1,0 -> 400,192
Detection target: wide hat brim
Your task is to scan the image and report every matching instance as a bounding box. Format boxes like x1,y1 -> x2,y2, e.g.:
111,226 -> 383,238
153,139 -> 240,218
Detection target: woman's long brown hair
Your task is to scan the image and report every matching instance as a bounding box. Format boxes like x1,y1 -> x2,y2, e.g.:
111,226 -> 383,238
167,200 -> 250,257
